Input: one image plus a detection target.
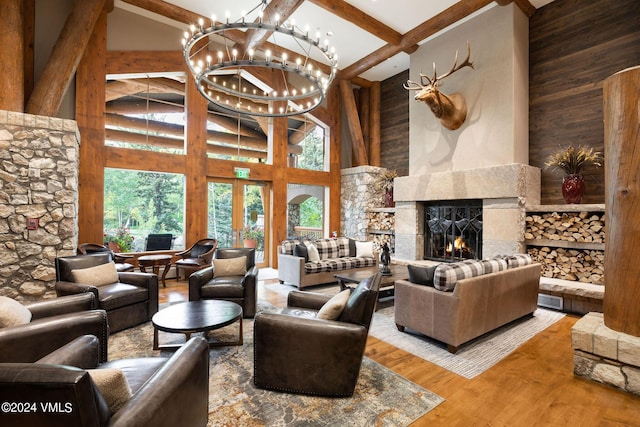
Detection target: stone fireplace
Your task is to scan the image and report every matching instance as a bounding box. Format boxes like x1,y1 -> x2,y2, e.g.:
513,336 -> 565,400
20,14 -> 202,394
393,164 -> 540,262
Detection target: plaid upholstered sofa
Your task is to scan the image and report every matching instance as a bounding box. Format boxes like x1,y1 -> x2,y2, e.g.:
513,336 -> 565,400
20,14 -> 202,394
394,254 -> 541,353
278,237 -> 378,289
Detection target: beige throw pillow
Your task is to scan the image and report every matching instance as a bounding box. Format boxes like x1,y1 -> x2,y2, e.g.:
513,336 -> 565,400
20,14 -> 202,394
71,262 -> 119,287
87,368 -> 132,414
304,241 -> 321,262
0,296 -> 32,328
213,256 -> 247,277
317,289 -> 351,320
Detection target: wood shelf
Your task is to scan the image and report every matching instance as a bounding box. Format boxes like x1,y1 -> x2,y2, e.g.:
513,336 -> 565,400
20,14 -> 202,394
525,239 -> 604,251
368,229 -> 394,235
366,207 -> 396,213
526,204 -> 605,213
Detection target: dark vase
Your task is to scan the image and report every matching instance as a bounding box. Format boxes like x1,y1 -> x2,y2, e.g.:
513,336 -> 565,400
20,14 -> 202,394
562,174 -> 585,204
384,187 -> 395,208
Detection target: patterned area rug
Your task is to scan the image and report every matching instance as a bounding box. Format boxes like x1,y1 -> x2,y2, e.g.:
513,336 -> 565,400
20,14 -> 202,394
109,302 -> 443,426
266,282 -> 566,379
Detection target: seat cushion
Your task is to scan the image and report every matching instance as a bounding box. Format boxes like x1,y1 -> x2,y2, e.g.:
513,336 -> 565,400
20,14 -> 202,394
100,357 -> 166,395
201,280 -> 245,298
97,283 -> 149,311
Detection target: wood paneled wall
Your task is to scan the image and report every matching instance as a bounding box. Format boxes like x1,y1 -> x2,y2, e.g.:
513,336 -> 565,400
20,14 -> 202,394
529,0 -> 640,204
380,70 -> 409,177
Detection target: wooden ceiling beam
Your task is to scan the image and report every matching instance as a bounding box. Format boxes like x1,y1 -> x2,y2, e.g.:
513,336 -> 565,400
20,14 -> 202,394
26,0 -> 106,116
308,0 -> 419,54
120,0 -> 208,26
243,0 -> 305,53
340,0 -> 494,81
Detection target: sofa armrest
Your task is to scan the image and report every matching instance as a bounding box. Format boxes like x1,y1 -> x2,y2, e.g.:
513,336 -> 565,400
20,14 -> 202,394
188,266 -> 214,300
253,312 -> 368,395
26,293 -> 97,320
36,335 -> 101,369
287,290 -> 332,310
108,337 -> 210,427
117,271 -> 157,288
241,266 -> 259,318
277,253 -> 306,285
0,310 -> 109,364
55,280 -> 99,301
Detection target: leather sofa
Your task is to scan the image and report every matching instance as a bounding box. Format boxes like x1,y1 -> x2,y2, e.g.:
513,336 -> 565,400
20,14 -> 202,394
0,293 -> 109,363
254,273 -> 381,396
55,253 -> 159,332
188,247 -> 258,318
0,334 -> 210,427
394,258 -> 541,353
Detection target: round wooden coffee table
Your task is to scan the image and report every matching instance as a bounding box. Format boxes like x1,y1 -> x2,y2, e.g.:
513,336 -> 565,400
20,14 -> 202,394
152,300 -> 243,350
138,254 -> 172,287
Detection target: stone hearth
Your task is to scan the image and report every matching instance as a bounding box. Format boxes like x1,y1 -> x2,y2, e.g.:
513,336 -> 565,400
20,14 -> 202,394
572,312 -> 640,396
393,164 -> 540,261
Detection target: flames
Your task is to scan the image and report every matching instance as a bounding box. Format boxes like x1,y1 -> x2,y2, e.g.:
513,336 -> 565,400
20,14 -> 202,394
446,236 -> 466,253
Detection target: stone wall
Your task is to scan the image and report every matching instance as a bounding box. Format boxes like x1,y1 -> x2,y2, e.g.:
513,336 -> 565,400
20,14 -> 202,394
340,166 -> 389,239
0,110 -> 80,302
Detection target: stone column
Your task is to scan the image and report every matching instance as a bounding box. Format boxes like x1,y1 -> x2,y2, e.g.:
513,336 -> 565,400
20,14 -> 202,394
603,65 -> 640,337
0,110 -> 80,301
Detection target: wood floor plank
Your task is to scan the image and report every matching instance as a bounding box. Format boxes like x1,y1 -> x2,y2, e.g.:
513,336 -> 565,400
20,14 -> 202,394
158,278 -> 640,425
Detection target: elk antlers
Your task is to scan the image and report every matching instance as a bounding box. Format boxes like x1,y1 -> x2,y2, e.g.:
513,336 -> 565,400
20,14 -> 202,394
404,42 -> 474,131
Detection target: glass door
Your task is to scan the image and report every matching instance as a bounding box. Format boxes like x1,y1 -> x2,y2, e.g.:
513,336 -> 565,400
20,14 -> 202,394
207,179 -> 269,267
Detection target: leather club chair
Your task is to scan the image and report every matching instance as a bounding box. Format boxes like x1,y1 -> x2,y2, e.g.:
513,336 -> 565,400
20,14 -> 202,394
0,334 -> 210,427
78,242 -> 135,272
55,253 -> 159,333
253,273 -> 381,397
174,238 -> 218,281
0,293 -> 109,364
188,247 -> 258,318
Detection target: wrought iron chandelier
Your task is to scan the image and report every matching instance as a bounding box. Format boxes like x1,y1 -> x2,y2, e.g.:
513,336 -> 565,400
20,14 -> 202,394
182,1 -> 338,117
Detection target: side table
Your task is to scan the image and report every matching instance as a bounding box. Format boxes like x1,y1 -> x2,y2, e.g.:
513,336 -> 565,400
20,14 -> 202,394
138,254 -> 172,287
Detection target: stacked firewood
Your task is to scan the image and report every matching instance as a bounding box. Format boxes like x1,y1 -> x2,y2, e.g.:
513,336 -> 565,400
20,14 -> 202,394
525,212 -> 605,243
367,211 -> 395,231
528,247 -> 605,284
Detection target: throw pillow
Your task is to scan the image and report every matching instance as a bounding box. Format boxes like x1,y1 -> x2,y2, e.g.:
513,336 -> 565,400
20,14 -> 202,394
71,262 -> 119,287
304,241 -> 321,262
355,240 -> 374,258
316,289 -> 351,320
433,259 -> 484,292
407,264 -> 438,286
0,296 -> 32,328
348,238 -> 357,257
213,256 -> 247,277
87,368 -> 132,414
293,243 -> 309,262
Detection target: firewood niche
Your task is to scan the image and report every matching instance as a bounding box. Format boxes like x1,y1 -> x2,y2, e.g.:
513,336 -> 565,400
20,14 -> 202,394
525,204 -> 605,285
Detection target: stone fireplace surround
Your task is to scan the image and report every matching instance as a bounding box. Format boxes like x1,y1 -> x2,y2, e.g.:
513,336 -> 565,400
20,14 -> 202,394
393,163 -> 541,262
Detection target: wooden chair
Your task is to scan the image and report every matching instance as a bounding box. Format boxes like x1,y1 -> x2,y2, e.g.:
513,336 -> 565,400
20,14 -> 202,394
78,242 -> 135,272
174,238 -> 218,281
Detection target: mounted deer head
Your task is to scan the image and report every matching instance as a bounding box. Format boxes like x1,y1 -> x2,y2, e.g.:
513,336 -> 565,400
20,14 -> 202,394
404,43 -> 474,130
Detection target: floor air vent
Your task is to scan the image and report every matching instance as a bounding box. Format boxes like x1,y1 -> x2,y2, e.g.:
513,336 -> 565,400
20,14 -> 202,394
538,293 -> 563,311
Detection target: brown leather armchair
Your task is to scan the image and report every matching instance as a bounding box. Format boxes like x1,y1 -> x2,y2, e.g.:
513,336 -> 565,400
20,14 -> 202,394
253,273 -> 381,396
188,248 -> 258,318
78,242 -> 135,272
55,253 -> 159,333
174,238 -> 218,281
0,293 -> 109,363
0,334 -> 210,427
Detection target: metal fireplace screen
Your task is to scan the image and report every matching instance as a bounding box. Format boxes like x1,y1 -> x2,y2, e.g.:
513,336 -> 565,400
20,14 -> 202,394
424,200 -> 482,262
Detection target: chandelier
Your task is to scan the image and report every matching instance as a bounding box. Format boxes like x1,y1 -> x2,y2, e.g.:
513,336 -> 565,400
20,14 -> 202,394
182,1 -> 338,117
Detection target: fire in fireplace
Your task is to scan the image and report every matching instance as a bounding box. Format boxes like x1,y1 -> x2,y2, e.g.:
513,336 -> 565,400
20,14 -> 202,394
424,200 -> 482,262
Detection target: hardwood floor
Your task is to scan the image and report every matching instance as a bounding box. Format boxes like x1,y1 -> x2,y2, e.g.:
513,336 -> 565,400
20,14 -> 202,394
160,278 -> 640,426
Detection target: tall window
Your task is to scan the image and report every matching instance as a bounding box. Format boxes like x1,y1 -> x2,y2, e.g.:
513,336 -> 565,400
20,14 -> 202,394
104,168 -> 185,251
288,119 -> 328,171
104,74 -> 186,154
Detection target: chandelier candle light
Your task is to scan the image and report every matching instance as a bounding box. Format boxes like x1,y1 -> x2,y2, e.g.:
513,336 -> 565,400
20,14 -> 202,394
182,1 -> 338,117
